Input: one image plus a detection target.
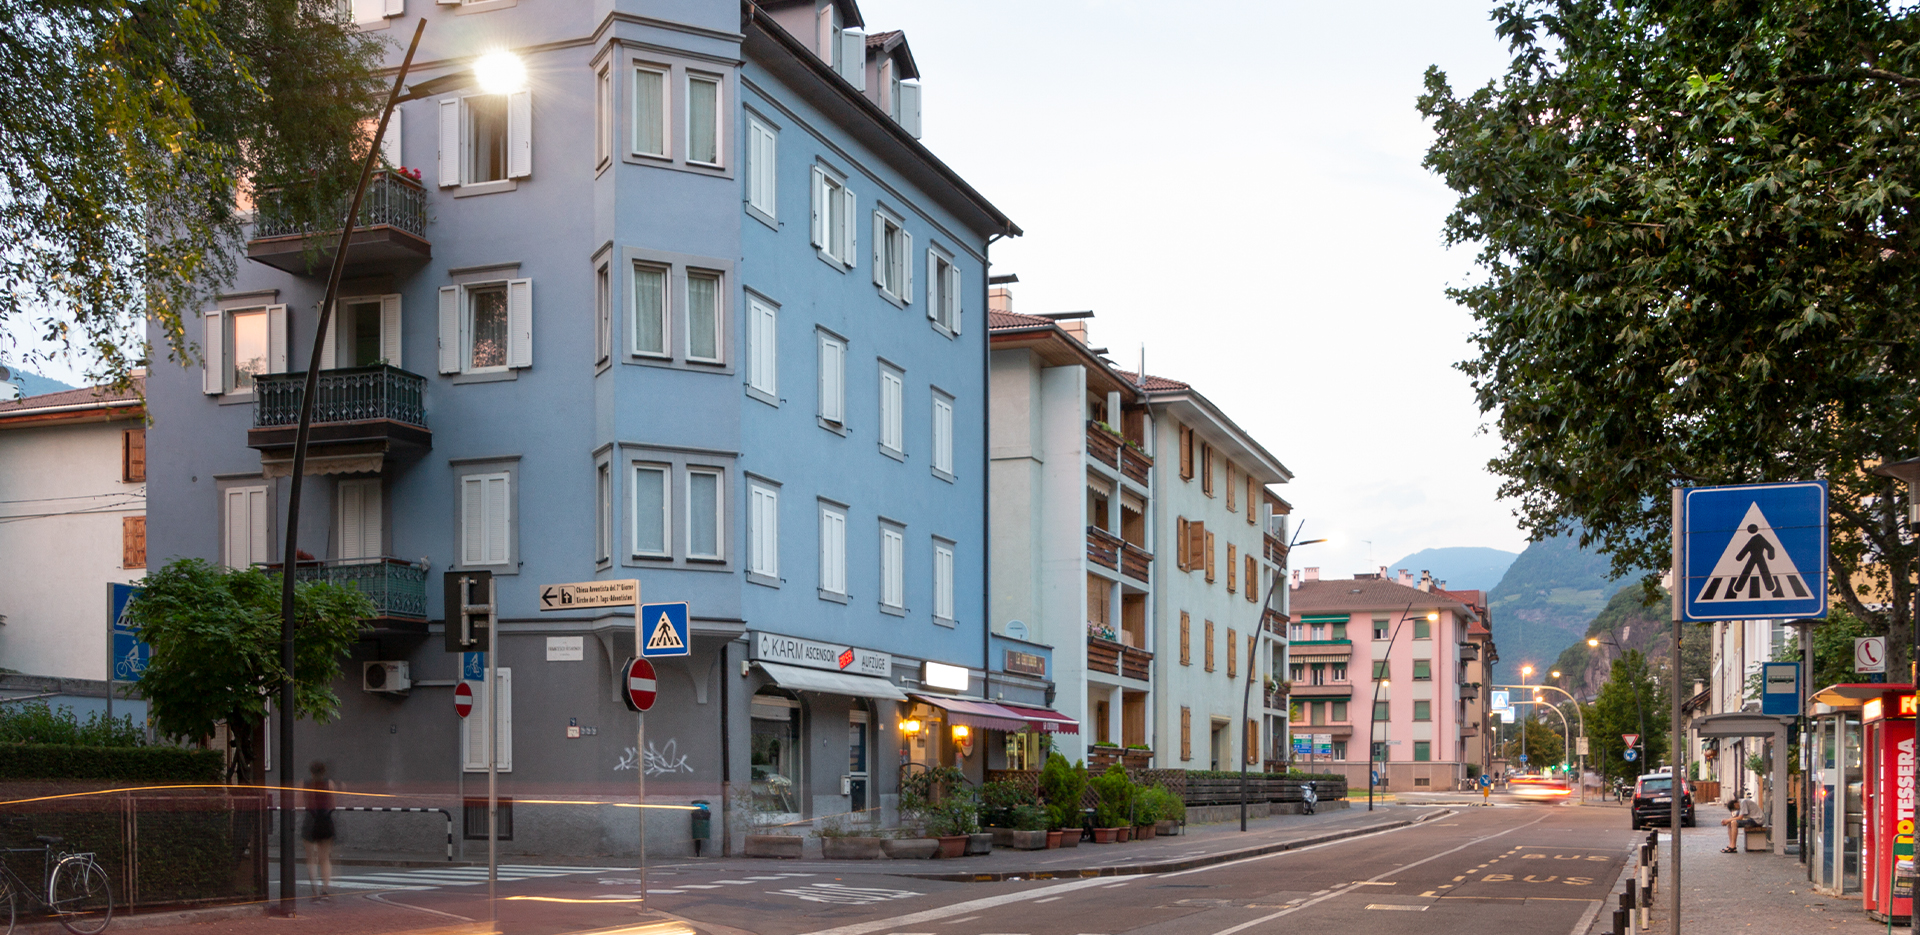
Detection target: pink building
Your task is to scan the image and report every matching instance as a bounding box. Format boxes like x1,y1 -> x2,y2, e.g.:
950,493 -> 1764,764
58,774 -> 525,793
1288,569 -> 1492,791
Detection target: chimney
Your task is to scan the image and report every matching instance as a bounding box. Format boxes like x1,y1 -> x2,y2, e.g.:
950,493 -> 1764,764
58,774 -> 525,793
1290,569 -> 1301,589
989,286 -> 1013,314
1304,567 -> 1320,582
1417,570 -> 1433,592
1378,565 -> 1389,580
1397,568 -> 1413,586
1059,320 -> 1090,345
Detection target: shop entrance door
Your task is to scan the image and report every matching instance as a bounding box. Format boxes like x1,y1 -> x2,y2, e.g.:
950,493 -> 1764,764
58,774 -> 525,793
848,710 -> 870,815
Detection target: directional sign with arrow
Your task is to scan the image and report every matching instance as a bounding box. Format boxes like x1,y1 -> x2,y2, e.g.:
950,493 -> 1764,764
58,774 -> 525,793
539,579 -> 638,611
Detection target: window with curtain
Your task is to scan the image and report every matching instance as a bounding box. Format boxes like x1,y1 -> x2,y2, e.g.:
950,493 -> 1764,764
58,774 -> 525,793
688,469 -> 722,560
688,74 -> 720,165
229,309 -> 269,391
687,270 -> 721,362
632,465 -> 668,557
632,264 -> 667,357
633,67 -> 666,157
467,285 -> 509,371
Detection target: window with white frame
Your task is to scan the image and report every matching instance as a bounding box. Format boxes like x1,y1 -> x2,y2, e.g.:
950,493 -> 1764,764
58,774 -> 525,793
687,73 -> 721,166
879,365 -> 904,454
818,501 -> 847,597
632,264 -> 668,357
872,210 -> 910,300
631,464 -> 670,558
933,538 -> 955,622
810,165 -> 855,265
222,485 -> 270,568
930,391 -> 954,477
747,480 -> 779,581
337,478 -> 382,561
817,331 -> 846,426
596,462 -> 612,563
595,65 -> 612,167
747,296 -> 777,400
632,66 -> 667,158
202,305 -> 288,395
747,117 -> 777,219
438,91 -> 530,188
460,472 -> 512,567
687,270 -> 722,362
687,468 -> 723,560
322,295 -> 400,370
438,280 -> 532,375
928,247 -> 961,334
594,264 -> 611,365
879,522 -> 905,611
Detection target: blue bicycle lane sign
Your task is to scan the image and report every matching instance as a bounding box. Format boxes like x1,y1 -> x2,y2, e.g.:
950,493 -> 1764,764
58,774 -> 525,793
1680,481 -> 1827,622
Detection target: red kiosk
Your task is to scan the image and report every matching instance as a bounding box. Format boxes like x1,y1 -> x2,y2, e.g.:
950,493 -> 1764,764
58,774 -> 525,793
1860,686 -> 1916,923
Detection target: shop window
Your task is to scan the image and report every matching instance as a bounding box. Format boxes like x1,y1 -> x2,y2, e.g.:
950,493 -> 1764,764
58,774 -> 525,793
750,691 -> 802,818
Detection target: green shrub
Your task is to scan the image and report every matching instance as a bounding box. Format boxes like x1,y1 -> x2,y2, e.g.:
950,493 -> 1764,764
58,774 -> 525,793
1010,804 -> 1051,831
978,779 -> 1039,828
0,701 -> 143,747
1089,764 -> 1135,828
1039,753 -> 1087,831
0,743 -> 222,782
1139,784 -> 1184,823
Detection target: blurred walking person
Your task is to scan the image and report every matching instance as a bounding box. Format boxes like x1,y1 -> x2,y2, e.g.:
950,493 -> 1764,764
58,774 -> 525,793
303,761 -> 337,897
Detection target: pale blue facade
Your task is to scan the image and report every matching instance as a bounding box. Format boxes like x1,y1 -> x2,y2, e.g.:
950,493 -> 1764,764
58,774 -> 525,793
144,0 -> 1015,858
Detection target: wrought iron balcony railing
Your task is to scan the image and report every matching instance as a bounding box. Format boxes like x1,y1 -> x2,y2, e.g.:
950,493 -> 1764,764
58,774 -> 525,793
253,168 -> 427,240
288,558 -> 428,621
253,365 -> 426,429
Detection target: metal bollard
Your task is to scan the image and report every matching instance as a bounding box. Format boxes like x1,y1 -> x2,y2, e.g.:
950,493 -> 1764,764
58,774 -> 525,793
1613,908 -> 1628,935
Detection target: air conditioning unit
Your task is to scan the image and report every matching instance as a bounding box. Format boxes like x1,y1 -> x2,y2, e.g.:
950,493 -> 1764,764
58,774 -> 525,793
363,661 -> 411,694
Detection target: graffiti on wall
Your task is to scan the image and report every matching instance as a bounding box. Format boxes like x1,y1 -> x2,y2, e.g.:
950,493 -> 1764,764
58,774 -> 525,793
614,738 -> 694,775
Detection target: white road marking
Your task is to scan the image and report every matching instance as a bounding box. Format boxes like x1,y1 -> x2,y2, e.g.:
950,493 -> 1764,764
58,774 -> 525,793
1365,904 -> 1428,911
677,884 -> 722,889
1033,897 -> 1064,904
792,878 -> 1117,935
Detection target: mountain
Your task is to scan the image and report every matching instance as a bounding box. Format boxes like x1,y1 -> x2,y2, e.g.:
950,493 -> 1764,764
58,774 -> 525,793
2,365 -> 75,399
1549,583 -> 1710,701
1385,547 -> 1520,593
1486,530 -> 1651,677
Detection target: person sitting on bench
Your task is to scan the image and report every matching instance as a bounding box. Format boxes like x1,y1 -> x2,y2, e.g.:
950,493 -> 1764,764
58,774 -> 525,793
1720,797 -> 1762,853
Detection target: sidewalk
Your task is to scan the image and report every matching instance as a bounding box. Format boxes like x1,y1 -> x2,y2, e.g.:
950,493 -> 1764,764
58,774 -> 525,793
1596,826 -> 1884,934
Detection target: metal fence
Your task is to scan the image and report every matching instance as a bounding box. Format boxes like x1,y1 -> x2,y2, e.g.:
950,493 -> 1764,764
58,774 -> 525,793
253,169 -> 427,240
289,558 -> 429,620
253,365 -> 427,429
0,787 -> 267,912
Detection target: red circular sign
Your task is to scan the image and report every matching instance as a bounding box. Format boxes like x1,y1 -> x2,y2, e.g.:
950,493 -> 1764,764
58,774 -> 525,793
624,657 -> 657,712
454,681 -> 474,719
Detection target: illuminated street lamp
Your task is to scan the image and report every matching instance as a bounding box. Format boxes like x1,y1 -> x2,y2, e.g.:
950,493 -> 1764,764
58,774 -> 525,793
1368,608 -> 1439,810
1589,632 -> 1648,782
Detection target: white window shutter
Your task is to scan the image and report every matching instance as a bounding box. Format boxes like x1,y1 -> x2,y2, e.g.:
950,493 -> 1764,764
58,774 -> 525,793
926,253 -> 938,322
810,167 -> 825,247
871,213 -> 885,287
949,264 -> 963,334
385,0 -> 404,15
817,6 -> 834,59
902,231 -> 913,304
841,30 -> 866,90
461,476 -> 484,564
380,107 -> 402,168
899,80 -> 922,138
320,305 -> 338,370
340,481 -> 365,559
203,310 -> 224,394
248,487 -> 270,565
486,474 -> 510,564
842,186 -> 856,265
266,305 -> 288,373
507,90 -> 532,179
380,294 -> 403,366
506,278 -> 533,369
438,98 -> 460,187
438,286 -> 460,374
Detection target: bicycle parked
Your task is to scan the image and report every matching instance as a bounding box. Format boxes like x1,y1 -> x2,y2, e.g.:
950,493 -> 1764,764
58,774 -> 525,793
0,832 -> 113,934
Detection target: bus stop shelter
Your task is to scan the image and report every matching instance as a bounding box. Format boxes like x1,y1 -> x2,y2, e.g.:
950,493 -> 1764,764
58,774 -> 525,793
1691,712 -> 1792,856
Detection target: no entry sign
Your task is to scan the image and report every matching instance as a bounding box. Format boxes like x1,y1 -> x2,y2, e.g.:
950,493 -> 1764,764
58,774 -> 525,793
454,681 -> 474,719
623,656 -> 657,712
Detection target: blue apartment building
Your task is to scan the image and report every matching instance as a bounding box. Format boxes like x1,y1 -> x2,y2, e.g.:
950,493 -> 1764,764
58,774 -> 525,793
143,0 -> 1021,858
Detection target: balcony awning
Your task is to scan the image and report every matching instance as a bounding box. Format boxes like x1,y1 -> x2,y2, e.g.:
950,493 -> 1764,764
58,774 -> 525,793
910,694 -> 1029,731
756,662 -> 908,701
999,703 -> 1081,734
261,450 -> 386,478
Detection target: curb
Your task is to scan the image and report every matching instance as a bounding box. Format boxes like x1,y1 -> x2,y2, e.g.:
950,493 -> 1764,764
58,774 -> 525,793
889,808 -> 1452,882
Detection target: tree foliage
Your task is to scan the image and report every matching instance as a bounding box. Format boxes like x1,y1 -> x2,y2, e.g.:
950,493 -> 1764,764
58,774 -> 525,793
125,558 -> 370,780
1421,0 -> 1920,664
1501,710 -> 1568,770
1585,649 -> 1669,785
0,0 -> 386,387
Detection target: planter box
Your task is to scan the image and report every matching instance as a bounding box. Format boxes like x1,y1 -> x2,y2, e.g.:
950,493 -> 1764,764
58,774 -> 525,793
1133,824 -> 1155,840
967,832 -> 994,855
990,827 -> 1049,850
935,835 -> 969,859
1046,830 -> 1064,848
1092,827 -> 1122,844
1156,819 -> 1179,836
821,837 -> 884,859
744,834 -> 803,859
1058,828 -> 1082,847
882,838 -> 939,860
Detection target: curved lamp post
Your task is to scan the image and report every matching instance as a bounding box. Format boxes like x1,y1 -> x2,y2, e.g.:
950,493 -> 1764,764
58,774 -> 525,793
1238,531 -> 1325,831
1367,608 -> 1439,811
1500,677 -> 1588,800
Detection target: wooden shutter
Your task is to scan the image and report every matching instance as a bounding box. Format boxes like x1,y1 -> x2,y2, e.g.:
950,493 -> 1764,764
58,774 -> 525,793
506,90 -> 532,178
1180,708 -> 1192,761
438,286 -> 460,374
1226,465 -> 1237,512
122,515 -> 147,569
1247,556 -> 1259,602
1204,620 -> 1214,672
438,97 -> 460,187
1248,476 -> 1259,525
1188,520 -> 1205,575
506,278 -> 533,368
1246,720 -> 1259,765
1227,544 -> 1237,593
381,294 -> 403,366
122,429 -> 146,482
320,303 -> 339,370
384,0 -> 404,17
203,310 -> 224,394
1179,426 -> 1193,479
380,106 -> 402,166
1176,517 -> 1189,570
1201,444 -> 1214,496
1180,612 -> 1191,665
1205,531 -> 1215,583
1227,628 -> 1237,679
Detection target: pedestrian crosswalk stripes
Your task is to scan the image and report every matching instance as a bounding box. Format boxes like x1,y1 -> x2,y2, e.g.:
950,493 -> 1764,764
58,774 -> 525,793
322,864 -> 626,891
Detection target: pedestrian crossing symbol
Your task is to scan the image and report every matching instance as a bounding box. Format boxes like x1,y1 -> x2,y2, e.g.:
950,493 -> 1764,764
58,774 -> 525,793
1681,481 -> 1827,621
639,602 -> 690,658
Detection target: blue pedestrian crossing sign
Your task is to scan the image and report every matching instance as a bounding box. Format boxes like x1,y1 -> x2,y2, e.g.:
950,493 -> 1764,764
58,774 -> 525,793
1681,481 -> 1827,621
640,602 -> 690,658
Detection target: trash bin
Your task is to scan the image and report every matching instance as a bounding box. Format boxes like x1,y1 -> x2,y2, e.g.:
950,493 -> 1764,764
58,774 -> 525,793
690,800 -> 712,856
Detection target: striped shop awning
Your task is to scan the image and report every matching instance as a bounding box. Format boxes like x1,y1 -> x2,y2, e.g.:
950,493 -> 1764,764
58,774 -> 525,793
910,694 -> 1030,731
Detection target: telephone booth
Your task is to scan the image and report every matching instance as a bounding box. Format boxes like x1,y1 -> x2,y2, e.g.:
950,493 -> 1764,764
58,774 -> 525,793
1808,684 -> 1876,896
1860,687 -> 1916,923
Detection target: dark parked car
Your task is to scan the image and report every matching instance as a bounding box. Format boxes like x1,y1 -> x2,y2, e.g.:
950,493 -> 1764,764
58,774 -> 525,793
1631,771 -> 1696,829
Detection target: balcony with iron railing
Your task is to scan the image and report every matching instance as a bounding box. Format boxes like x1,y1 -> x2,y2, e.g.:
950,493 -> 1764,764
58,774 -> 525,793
268,557 -> 429,631
247,168 -> 431,276
247,365 -> 431,476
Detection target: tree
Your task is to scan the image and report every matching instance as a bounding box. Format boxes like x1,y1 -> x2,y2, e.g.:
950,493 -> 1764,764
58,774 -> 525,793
0,0 -> 386,387
1419,1 -> 1920,668
1502,710 -> 1567,771
126,558 -> 370,781
1588,650 -> 1669,786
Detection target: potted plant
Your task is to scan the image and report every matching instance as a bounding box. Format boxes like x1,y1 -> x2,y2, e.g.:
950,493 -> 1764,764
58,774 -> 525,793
815,815 -> 884,860
1142,783 -> 1184,836
926,793 -> 980,858
1089,764 -> 1134,843
887,766 -> 960,859
1040,754 -> 1088,848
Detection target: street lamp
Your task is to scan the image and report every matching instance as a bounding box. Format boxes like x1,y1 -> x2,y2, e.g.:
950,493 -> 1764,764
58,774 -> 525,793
272,29 -> 524,916
1518,664 -> 1534,774
1368,607 -> 1439,811
1589,632 -> 1648,788
1238,530 -> 1325,831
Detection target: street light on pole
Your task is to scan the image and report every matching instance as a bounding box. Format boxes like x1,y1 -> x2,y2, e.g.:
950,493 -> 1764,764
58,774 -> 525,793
1238,529 -> 1325,832
1590,632 -> 1648,786
1368,607 -> 1438,811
